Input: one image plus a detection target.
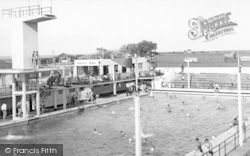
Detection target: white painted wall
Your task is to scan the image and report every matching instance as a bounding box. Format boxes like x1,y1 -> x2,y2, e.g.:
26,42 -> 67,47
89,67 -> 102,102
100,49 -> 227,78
74,57 -> 150,76
11,21 -> 38,69
118,65 -> 122,73
108,64 -> 115,76
0,74 -> 13,86
11,21 -> 25,69
23,22 -> 38,69
133,57 -> 150,72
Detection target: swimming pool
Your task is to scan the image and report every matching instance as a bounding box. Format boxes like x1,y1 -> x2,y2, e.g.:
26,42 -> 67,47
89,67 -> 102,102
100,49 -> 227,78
0,93 -> 250,156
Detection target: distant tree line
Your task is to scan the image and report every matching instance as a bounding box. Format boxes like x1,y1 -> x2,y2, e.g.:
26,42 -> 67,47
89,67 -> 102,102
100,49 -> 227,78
89,40 -> 158,59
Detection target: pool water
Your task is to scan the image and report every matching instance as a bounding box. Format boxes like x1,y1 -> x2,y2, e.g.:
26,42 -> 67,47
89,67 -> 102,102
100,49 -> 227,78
0,93 -> 250,156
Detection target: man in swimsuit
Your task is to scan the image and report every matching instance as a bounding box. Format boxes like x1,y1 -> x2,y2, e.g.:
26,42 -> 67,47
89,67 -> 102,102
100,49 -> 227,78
196,138 -> 203,153
204,139 -> 213,155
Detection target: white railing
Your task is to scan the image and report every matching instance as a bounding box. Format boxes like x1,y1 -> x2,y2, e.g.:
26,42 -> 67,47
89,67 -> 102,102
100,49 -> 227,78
2,5 -> 52,19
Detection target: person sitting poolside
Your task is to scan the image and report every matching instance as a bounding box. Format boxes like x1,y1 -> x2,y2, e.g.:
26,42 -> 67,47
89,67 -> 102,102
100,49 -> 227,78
228,123 -> 233,129
78,106 -> 84,112
195,138 -> 203,154
208,151 -> 214,156
167,105 -> 172,112
233,118 -> 238,126
204,138 -> 213,155
86,93 -> 91,102
93,129 -> 98,134
214,84 -> 220,93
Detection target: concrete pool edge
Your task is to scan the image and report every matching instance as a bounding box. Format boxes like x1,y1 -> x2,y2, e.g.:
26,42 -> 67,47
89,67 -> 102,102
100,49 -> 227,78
0,93 -> 148,129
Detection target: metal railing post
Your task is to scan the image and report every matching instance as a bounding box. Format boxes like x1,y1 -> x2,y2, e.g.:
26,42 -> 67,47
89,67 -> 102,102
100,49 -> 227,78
224,141 -> 226,155
234,133 -> 236,149
38,5 -> 40,15
244,128 -> 246,142
219,144 -> 221,156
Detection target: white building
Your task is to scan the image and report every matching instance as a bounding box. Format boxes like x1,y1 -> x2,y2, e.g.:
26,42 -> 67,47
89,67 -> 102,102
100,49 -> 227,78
73,57 -> 150,77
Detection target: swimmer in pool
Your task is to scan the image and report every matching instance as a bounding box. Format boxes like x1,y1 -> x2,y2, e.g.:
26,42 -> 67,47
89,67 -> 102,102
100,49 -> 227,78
167,105 -> 172,112
141,138 -> 148,146
93,129 -> 102,135
181,106 -> 184,111
120,131 -> 124,137
216,102 -> 225,110
129,138 -> 132,143
196,106 -> 199,111
150,147 -> 154,152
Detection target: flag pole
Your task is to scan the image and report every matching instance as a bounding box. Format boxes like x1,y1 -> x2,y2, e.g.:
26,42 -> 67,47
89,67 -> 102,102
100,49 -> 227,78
237,51 -> 243,146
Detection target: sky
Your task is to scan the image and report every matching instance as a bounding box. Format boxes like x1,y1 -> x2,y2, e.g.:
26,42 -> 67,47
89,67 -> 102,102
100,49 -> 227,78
0,0 -> 250,56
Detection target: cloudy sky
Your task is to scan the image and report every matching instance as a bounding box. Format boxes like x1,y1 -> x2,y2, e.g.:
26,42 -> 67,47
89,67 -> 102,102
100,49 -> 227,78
0,0 -> 249,56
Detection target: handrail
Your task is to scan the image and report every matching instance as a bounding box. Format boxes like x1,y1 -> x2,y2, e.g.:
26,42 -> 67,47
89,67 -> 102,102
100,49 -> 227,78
202,125 -> 250,156
2,5 -> 52,19
168,81 -> 250,90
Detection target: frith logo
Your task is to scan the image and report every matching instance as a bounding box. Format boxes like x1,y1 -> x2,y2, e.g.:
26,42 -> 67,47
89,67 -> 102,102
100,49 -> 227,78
188,13 -> 237,41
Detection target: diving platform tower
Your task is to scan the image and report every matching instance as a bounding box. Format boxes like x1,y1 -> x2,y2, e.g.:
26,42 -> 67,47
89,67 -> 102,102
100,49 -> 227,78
0,5 -> 60,120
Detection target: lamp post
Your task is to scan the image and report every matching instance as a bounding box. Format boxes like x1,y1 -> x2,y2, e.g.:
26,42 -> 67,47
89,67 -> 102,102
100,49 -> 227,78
237,52 -> 243,146
52,50 -> 55,67
98,61 -> 101,76
134,96 -> 142,156
187,60 -> 190,89
134,53 -> 141,156
135,54 -> 139,92
184,49 -> 191,89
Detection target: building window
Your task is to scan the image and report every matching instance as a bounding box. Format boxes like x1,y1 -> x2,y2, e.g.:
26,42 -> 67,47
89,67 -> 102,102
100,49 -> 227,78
69,88 -> 75,92
114,65 -> 118,72
122,66 -> 126,73
103,66 -> 109,75
80,87 -> 85,91
59,90 -> 63,94
138,63 -> 143,69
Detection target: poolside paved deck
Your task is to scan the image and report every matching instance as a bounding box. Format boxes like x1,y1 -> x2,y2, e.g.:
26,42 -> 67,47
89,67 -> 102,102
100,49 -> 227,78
228,139 -> 250,156
0,92 -> 148,128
